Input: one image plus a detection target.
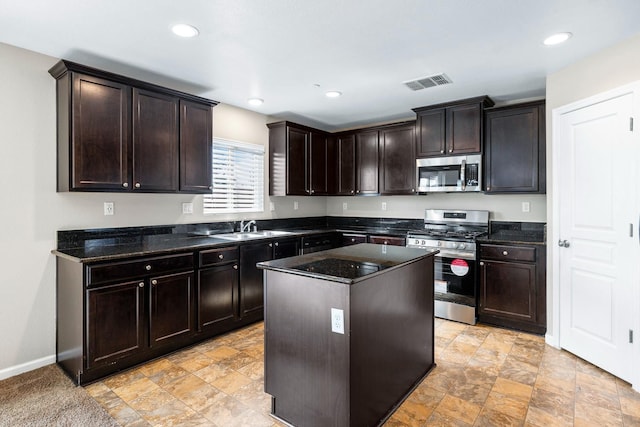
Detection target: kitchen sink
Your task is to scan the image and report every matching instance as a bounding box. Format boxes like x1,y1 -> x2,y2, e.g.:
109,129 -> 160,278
213,230 -> 295,241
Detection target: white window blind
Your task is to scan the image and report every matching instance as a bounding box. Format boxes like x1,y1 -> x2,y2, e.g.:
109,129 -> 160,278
203,138 -> 264,213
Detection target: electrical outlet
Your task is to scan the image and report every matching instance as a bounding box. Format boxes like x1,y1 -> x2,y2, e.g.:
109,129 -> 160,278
343,202 -> 348,211
331,308 -> 344,334
182,202 -> 193,214
103,202 -> 114,216
381,202 -> 387,211
522,202 -> 531,213
269,202 -> 275,211
294,201 -> 299,210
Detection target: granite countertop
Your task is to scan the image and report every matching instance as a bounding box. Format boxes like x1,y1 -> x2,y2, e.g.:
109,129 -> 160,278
51,228 -> 342,263
477,221 -> 546,246
257,243 -> 438,285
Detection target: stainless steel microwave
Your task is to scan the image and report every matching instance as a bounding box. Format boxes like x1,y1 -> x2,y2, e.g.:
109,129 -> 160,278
416,154 -> 482,193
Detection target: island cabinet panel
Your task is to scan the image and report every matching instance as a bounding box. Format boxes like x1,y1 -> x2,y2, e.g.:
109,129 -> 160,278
479,243 -> 547,334
484,100 -> 546,193
263,247 -> 435,427
69,73 -> 131,191
379,123 -> 416,195
49,60 -> 216,194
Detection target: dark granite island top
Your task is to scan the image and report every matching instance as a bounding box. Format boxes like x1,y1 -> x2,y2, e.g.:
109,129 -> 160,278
257,243 -> 437,284
258,244 -> 438,427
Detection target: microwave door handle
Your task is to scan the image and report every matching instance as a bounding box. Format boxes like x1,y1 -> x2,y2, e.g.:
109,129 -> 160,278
460,159 -> 466,190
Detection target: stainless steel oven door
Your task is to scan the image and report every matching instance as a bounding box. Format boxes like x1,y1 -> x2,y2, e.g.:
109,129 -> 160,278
433,252 -> 477,308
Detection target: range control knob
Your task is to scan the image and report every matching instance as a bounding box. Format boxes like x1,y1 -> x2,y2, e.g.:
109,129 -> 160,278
458,243 -> 466,250
437,241 -> 442,247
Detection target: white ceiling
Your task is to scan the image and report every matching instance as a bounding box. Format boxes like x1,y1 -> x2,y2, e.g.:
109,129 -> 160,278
2,0 -> 639,131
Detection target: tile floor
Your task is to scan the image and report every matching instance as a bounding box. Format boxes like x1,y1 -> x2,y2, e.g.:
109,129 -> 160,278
86,319 -> 640,426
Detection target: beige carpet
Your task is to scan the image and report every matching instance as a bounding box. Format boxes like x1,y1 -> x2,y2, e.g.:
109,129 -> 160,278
0,364 -> 119,427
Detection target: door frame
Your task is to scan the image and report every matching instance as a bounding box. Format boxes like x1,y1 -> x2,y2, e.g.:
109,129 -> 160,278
551,80 -> 640,391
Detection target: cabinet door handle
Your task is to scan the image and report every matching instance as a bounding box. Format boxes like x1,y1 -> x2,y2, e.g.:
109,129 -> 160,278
135,182 -> 141,188
233,264 -> 238,270
449,148 -> 453,153
145,264 -> 152,271
350,190 -> 355,194
208,185 -> 213,190
479,261 -> 484,266
138,282 -> 144,288
151,279 -> 157,285
502,251 -> 508,255
218,254 -> 224,259
269,243 -> 273,247
275,242 -> 279,246
440,149 -> 444,154
122,182 -> 129,188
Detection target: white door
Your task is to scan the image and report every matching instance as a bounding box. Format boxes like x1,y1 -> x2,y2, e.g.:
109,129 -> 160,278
557,92 -> 638,382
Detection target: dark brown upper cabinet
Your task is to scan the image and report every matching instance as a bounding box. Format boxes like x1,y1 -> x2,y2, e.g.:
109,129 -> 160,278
355,129 -> 379,195
484,100 -> 546,194
132,89 -> 179,192
49,60 -> 217,193
268,121 -> 330,196
334,133 -> 356,195
379,122 -> 416,195
180,100 -> 214,193
413,96 -> 494,157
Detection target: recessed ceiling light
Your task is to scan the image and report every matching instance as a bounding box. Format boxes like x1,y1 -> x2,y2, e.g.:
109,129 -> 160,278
171,24 -> 199,38
248,98 -> 264,106
325,91 -> 342,98
543,32 -> 572,46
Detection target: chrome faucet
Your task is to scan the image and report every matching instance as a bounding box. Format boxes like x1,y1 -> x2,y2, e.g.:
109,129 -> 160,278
240,220 -> 256,232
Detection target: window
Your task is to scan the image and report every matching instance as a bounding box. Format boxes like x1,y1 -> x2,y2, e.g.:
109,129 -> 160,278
203,138 -> 264,213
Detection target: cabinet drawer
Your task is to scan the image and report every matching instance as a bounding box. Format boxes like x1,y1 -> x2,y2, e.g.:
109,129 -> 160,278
480,244 -> 535,262
368,235 -> 406,246
342,233 -> 367,246
87,253 -> 194,286
200,246 -> 239,267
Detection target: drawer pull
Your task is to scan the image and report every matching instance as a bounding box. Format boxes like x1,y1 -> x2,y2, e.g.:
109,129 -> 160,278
145,264 -> 152,271
502,251 -> 508,256
151,279 -> 157,285
218,254 -> 224,259
138,282 -> 144,288
233,265 -> 238,270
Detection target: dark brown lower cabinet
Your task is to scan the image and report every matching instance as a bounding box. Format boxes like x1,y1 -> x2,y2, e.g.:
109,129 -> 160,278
149,271 -> 194,346
478,243 -> 546,334
368,235 -> 406,246
198,246 -> 239,336
87,280 -> 146,370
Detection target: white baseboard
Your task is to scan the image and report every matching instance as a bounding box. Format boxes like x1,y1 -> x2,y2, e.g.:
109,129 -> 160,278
0,355 -> 56,381
545,332 -> 560,349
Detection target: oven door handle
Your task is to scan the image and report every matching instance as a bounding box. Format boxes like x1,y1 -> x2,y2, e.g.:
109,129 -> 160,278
434,250 -> 476,261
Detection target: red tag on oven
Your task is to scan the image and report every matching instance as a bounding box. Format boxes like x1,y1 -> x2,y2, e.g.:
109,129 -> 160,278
450,259 -> 469,276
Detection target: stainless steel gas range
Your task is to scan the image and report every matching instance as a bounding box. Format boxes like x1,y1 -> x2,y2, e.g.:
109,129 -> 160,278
406,209 -> 489,325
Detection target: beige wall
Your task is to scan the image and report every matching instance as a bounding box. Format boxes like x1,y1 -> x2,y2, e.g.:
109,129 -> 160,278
0,42 -> 324,378
545,32 -> 640,341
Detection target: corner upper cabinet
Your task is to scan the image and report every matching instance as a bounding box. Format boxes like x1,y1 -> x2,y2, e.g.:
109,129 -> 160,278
413,96 -> 494,157
268,121 -> 330,196
49,60 -> 217,193
484,101 -> 546,193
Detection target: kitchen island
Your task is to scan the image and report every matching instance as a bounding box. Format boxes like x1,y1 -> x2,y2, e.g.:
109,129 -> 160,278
257,244 -> 438,427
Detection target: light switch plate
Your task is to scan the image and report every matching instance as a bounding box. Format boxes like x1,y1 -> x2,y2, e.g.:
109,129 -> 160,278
343,202 -> 348,211
331,308 -> 344,334
269,202 -> 275,211
382,202 -> 387,211
522,202 -> 530,213
294,201 -> 299,210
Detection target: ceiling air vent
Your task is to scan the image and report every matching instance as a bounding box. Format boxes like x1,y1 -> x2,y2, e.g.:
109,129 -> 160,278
403,73 -> 452,91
